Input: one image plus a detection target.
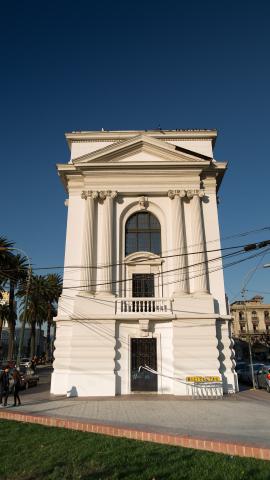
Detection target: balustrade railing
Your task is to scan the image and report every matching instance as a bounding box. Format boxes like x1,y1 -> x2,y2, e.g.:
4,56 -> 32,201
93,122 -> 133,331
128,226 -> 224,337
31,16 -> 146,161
116,297 -> 173,314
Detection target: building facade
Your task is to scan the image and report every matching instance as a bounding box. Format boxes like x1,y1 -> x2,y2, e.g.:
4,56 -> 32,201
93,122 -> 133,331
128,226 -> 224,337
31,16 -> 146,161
51,129 -> 237,396
231,296 -> 270,361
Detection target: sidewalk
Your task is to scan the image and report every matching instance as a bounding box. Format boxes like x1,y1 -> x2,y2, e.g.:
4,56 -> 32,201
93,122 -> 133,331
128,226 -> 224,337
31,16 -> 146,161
1,367 -> 270,461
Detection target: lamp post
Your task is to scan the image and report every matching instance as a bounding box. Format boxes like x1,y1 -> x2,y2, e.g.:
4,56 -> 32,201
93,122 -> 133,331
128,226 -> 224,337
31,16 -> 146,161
241,288 -> 256,390
238,261 -> 268,390
0,246 -> 32,368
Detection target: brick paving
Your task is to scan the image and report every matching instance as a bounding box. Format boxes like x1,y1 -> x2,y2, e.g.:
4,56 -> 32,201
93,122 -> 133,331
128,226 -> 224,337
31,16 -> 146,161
1,367 -> 270,461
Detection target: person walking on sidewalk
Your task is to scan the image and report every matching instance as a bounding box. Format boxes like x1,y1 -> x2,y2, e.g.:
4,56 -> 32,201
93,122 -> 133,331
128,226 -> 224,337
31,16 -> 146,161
0,366 -> 10,407
12,369 -> 22,407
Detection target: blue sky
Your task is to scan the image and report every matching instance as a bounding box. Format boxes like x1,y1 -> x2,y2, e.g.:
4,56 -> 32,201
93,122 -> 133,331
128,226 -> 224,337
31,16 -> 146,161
1,0 -> 270,302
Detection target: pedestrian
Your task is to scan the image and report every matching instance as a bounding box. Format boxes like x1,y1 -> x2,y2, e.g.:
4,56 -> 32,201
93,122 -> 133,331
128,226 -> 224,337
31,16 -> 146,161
0,366 -> 10,407
12,369 -> 22,407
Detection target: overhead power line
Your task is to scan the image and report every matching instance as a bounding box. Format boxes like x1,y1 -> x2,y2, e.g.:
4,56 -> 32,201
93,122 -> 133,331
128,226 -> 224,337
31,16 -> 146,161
60,245 -> 270,291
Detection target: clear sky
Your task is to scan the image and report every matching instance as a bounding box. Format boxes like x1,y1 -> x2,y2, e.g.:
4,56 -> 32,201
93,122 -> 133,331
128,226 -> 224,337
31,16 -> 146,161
1,0 -> 270,302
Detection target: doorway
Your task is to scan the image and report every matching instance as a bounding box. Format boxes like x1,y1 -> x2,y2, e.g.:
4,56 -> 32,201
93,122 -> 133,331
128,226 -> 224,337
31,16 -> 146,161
132,274 -> 154,297
130,338 -> 157,392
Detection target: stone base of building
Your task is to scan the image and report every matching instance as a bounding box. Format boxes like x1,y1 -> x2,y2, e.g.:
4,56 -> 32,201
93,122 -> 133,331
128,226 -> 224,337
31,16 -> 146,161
51,313 -> 238,397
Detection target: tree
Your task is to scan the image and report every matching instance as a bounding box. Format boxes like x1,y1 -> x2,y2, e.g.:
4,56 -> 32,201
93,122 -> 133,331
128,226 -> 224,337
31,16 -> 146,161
6,254 -> 28,360
44,274 -> 62,361
19,275 -> 49,359
0,303 -> 9,360
0,236 -> 14,293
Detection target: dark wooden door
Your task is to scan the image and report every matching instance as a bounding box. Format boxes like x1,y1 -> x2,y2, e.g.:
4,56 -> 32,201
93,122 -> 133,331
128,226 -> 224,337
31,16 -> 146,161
131,338 -> 157,392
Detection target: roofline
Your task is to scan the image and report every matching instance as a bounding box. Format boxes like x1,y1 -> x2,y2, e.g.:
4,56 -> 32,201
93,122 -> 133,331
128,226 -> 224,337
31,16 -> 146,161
65,129 -> 218,150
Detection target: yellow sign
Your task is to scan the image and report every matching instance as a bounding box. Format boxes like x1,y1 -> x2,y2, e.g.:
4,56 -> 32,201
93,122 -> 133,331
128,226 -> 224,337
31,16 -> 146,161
0,291 -> 9,305
186,376 -> 221,383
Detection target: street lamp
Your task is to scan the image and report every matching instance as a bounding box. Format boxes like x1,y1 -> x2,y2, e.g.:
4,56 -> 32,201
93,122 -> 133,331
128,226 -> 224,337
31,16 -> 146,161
239,262 -> 268,390
241,287 -> 256,390
0,246 -> 32,368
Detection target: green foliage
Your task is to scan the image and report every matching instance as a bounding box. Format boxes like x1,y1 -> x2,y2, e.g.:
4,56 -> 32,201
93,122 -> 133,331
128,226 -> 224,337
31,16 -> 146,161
0,235 -> 62,359
0,420 -> 269,480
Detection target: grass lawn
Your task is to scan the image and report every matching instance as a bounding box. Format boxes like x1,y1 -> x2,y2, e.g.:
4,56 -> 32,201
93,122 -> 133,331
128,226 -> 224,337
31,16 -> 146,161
0,420 -> 270,480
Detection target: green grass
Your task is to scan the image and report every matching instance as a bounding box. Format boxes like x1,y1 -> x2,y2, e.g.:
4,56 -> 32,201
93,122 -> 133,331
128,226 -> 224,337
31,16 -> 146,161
0,420 -> 270,480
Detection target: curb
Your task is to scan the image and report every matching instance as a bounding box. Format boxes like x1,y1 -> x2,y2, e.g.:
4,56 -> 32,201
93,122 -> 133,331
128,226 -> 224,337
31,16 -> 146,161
0,410 -> 269,461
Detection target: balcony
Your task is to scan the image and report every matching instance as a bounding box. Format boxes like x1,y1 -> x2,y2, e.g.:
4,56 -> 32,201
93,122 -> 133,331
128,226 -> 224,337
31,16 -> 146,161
116,297 -> 173,315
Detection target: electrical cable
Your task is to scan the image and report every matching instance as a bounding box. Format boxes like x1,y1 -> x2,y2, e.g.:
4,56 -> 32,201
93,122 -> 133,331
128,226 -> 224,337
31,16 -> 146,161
2,225 -> 270,273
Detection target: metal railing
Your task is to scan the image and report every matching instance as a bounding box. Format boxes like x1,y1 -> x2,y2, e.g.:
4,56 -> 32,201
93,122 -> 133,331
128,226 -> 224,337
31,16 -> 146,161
116,297 -> 173,314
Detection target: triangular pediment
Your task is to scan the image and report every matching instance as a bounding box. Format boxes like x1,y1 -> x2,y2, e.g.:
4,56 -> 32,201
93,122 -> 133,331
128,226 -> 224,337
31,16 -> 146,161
72,134 -> 212,165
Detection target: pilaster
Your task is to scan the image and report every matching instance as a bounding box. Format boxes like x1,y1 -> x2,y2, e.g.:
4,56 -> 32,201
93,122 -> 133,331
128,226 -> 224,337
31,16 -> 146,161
188,189 -> 209,294
81,190 -> 98,293
96,190 -> 118,297
168,190 -> 188,295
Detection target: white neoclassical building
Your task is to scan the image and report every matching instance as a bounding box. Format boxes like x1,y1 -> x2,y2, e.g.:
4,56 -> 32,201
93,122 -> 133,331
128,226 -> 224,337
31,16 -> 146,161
51,129 -> 237,397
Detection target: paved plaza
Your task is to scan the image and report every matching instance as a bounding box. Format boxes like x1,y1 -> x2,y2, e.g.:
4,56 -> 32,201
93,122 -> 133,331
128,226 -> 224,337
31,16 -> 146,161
4,367 -> 269,449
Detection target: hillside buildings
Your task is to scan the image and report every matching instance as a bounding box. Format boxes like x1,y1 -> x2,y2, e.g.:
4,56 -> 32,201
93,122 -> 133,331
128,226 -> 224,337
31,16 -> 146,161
51,129 -> 237,396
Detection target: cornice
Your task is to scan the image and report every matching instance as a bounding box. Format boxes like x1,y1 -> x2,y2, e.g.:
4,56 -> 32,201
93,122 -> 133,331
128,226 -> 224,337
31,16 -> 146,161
65,130 -> 217,150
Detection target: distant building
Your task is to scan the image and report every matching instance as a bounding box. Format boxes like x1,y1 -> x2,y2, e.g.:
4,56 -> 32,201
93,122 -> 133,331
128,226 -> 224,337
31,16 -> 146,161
0,327 -> 45,360
230,296 -> 270,361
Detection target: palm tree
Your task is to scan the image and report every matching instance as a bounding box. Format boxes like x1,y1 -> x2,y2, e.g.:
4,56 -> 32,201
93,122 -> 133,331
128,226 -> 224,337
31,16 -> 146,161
0,236 -> 14,293
0,302 -> 9,360
0,236 -> 14,356
6,254 -> 28,360
44,274 -> 62,361
19,275 -> 48,359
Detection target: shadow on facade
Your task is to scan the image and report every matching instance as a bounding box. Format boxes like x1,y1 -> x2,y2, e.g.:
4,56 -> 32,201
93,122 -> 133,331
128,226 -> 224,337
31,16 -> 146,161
115,323 -> 122,395
216,320 -> 236,394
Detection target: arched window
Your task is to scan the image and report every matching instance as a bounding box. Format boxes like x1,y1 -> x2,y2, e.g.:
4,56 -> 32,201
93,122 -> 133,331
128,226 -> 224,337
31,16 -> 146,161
252,310 -> 258,320
239,311 -> 245,321
125,212 -> 161,256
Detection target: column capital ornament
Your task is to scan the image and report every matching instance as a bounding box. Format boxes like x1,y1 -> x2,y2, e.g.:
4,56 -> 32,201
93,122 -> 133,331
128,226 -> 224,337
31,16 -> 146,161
99,190 -> 118,200
81,190 -> 99,200
168,189 -> 186,199
186,189 -> 205,199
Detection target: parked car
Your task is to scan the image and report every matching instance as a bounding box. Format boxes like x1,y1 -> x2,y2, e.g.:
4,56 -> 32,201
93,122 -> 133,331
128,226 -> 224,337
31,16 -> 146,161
235,361 -> 247,373
20,358 -> 31,368
238,363 -> 264,385
20,366 -> 39,389
256,365 -> 270,392
9,366 -> 39,390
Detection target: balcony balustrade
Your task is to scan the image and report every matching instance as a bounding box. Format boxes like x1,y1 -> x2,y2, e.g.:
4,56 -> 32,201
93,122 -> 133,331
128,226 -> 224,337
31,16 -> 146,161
116,297 -> 173,315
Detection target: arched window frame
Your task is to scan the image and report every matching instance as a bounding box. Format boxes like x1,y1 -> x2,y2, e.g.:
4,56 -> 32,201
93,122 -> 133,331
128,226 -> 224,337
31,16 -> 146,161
239,311 -> 245,321
251,310 -> 258,320
125,211 -> 161,256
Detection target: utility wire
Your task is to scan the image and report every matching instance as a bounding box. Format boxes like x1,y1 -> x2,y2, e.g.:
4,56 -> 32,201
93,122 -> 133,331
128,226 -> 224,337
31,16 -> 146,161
60,247 -> 270,291
2,226 -> 270,273
0,243 -> 240,272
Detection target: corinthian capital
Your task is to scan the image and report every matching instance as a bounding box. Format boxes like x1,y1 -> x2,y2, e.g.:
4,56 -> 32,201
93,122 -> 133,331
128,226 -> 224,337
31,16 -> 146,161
168,189 -> 187,199
81,190 -> 99,200
186,190 -> 194,199
168,190 -> 176,199
99,190 -> 118,200
186,189 -> 205,199
193,189 -> 205,198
